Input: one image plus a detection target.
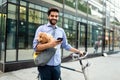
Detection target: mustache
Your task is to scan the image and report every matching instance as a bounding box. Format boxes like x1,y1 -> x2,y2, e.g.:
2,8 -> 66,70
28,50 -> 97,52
50,19 -> 57,21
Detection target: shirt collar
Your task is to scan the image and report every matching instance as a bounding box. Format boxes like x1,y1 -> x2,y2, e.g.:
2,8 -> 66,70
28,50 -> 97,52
47,22 -> 57,29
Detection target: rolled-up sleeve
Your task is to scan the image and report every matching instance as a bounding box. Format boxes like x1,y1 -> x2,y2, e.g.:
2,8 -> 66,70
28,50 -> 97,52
33,39 -> 38,51
61,30 -> 72,50
33,27 -> 42,51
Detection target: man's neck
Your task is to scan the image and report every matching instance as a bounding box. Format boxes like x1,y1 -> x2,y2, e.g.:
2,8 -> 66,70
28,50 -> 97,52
50,24 -> 56,28
47,22 -> 57,28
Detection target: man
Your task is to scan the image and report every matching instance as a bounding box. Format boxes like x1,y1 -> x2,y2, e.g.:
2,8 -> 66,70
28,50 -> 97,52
93,40 -> 100,53
33,7 -> 84,80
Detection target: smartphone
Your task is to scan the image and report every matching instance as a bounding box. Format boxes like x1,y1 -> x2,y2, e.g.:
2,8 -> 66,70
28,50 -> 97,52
57,38 -> 63,41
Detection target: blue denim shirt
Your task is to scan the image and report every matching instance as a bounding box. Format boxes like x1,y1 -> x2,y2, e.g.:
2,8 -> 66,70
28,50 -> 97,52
33,23 -> 72,66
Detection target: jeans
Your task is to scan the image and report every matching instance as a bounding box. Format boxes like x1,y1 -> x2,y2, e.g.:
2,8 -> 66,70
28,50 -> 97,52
38,65 -> 61,80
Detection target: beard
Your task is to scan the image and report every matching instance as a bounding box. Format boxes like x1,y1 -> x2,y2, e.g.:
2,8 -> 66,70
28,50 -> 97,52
49,19 -> 57,25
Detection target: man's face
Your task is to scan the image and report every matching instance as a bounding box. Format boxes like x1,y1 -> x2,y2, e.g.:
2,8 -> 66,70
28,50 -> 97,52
48,11 -> 59,25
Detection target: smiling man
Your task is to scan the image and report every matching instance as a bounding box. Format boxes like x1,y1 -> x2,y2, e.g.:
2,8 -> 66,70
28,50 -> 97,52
33,7 -> 84,80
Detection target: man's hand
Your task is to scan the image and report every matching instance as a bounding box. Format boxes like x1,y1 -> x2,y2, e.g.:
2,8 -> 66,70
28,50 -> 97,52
69,48 -> 84,56
77,50 -> 84,56
48,40 -> 62,48
78,51 -> 88,58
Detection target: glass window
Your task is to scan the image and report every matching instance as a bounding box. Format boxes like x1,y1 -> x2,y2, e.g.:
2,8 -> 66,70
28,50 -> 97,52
89,25 -> 92,33
79,24 -> 86,46
6,3 -> 17,62
41,18 -> 48,24
41,7 -> 48,12
20,6 -> 26,21
64,18 -> 68,24
29,9 -> 42,24
73,21 -> 76,30
0,14 -> 6,38
34,10 -> 42,23
41,12 -> 47,19
81,25 -> 85,31
29,3 -> 35,8
0,0 -> 2,5
6,50 -> 16,62
8,4 -> 16,19
6,19 -> 16,49
41,12 -> 47,24
59,16 -> 62,22
68,19 -> 73,25
18,21 -> 26,49
7,4 -> 17,43
20,1 -> 26,6
35,5 -> 42,10
29,9 -> 34,22
18,49 -> 33,60
65,29 -> 76,47
57,16 -> 62,27
28,23 -> 39,48
0,13 -> 6,62
6,19 -> 16,62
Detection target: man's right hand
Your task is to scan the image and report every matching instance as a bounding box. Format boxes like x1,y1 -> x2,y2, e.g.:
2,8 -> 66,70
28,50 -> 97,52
48,40 -> 62,48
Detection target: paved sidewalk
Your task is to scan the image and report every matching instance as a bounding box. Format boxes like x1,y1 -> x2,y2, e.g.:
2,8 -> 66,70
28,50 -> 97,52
0,52 -> 120,80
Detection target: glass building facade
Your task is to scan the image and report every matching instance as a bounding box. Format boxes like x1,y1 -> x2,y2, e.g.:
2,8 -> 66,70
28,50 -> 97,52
0,0 -> 119,72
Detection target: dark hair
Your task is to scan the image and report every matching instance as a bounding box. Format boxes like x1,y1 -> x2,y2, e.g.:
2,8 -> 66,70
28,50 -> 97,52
47,7 -> 59,16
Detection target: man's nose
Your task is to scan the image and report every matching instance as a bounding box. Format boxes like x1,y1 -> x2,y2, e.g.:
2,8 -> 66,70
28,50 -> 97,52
52,16 -> 57,19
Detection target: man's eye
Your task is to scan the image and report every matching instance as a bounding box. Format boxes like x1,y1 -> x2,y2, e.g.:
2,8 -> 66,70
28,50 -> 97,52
51,15 -> 58,17
51,15 -> 55,17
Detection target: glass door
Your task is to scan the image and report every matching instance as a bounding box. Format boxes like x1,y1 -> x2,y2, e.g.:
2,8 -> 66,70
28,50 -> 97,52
77,22 -> 87,51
